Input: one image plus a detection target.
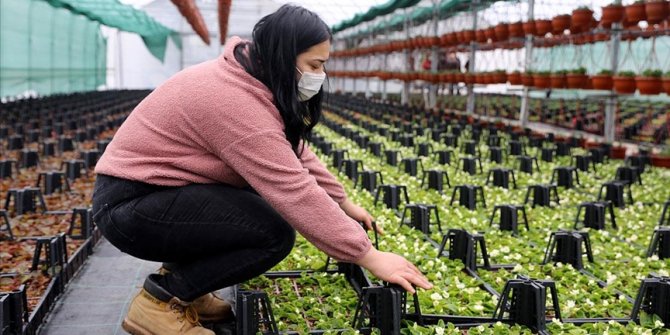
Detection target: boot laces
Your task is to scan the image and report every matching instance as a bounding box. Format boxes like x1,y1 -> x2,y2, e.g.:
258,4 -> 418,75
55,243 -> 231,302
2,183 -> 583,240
170,303 -> 202,326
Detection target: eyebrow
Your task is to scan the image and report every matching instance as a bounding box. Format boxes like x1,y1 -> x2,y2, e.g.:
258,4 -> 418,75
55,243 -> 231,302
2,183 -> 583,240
313,58 -> 328,63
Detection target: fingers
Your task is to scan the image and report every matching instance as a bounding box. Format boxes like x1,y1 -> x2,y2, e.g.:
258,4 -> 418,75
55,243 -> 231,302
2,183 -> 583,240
390,274 -> 415,294
406,263 -> 432,289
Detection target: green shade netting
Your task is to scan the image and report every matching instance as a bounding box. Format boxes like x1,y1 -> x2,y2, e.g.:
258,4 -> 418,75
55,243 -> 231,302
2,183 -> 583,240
45,0 -> 180,62
332,0 -> 422,33
1,0 -> 107,97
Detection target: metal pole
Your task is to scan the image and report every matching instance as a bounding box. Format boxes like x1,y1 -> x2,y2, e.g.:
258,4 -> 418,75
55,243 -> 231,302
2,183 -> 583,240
352,36 -> 358,95
519,0 -> 535,127
465,0 -> 480,115
366,25 -> 373,98
382,18 -> 390,101
428,0 -> 440,109
402,8 -> 411,105
604,0 -> 622,143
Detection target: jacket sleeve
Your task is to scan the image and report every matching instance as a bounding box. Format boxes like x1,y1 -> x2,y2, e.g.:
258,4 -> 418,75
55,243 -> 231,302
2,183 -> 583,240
218,130 -> 371,262
298,142 -> 348,204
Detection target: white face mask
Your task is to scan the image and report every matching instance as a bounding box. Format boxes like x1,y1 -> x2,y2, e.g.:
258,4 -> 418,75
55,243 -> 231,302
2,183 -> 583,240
296,67 -> 326,102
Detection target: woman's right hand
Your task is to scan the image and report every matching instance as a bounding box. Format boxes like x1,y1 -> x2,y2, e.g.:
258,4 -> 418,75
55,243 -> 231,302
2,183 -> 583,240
355,248 -> 433,294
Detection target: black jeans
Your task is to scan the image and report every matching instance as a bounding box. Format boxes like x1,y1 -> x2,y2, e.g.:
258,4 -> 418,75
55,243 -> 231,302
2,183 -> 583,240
92,174 -> 295,301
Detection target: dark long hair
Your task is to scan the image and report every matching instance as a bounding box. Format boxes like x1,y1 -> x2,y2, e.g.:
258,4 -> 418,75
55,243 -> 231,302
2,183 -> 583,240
238,5 -> 331,155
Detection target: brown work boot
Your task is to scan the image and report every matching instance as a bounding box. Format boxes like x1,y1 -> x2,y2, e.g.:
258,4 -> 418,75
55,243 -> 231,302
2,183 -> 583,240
122,274 -> 214,335
158,266 -> 234,322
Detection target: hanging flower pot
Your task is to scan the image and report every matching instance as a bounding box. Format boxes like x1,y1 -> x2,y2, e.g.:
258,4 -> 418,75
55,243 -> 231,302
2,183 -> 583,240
625,2 -> 647,24
535,19 -> 552,37
593,32 -> 611,42
550,72 -> 567,88
552,14 -> 571,34
476,29 -> 488,43
636,69 -> 663,95
572,7 -> 594,29
592,71 -> 614,90
613,71 -> 638,94
566,68 -> 589,89
447,32 -> 458,46
494,71 -> 507,83
534,73 -> 552,88
485,27 -> 497,42
521,73 -> 535,86
601,4 -> 625,27
456,73 -> 465,83
663,76 -> 670,95
495,23 -> 509,41
646,0 -> 669,24
465,30 -> 476,44
523,20 -> 537,35
508,72 -> 522,85
509,22 -> 524,38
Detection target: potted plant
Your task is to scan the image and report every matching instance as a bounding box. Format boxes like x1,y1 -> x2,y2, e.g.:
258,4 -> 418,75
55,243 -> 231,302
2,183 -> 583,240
636,69 -> 663,95
651,146 -> 670,168
485,27 -> 497,42
508,71 -> 522,85
663,71 -> 670,95
552,14 -> 571,34
523,20 -> 537,36
566,67 -> 589,89
625,0 -> 647,24
550,70 -> 568,88
509,21 -> 524,38
533,71 -> 552,88
572,6 -> 595,28
534,19 -> 553,37
613,70 -> 637,94
463,30 -> 476,44
646,0 -> 670,24
495,23 -> 510,41
592,69 -> 614,90
494,70 -> 507,83
476,29 -> 488,43
522,71 -> 535,86
601,2 -> 625,27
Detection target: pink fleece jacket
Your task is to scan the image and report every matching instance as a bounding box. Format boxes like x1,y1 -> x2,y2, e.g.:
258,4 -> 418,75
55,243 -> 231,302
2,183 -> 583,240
95,36 -> 371,262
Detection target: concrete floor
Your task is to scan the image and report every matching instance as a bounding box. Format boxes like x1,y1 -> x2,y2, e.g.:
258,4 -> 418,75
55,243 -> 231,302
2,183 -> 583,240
39,239 -> 160,335
39,238 -> 236,335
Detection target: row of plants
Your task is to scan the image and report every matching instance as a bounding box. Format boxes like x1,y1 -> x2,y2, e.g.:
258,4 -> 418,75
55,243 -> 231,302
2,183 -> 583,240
245,92 -> 670,333
318,103 -> 668,334
331,1 -> 670,58
329,69 -> 670,95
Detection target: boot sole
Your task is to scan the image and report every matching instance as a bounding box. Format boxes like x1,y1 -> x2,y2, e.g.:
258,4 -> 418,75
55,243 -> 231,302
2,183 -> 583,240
122,318 -> 154,335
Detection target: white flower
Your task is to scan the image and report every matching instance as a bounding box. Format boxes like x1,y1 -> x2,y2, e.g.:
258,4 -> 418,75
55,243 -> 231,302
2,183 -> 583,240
551,318 -> 563,327
655,320 -> 665,328
473,304 -> 484,311
513,264 -> 524,272
500,246 -> 510,253
435,326 -> 445,335
650,255 -> 659,261
566,300 -> 576,309
430,292 -> 442,301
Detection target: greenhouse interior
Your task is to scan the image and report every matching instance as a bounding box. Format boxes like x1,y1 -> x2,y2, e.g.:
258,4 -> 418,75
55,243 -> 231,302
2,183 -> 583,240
3,0 -> 670,334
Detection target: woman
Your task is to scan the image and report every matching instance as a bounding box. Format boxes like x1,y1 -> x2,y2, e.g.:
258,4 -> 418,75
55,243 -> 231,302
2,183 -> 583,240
93,5 -> 432,335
